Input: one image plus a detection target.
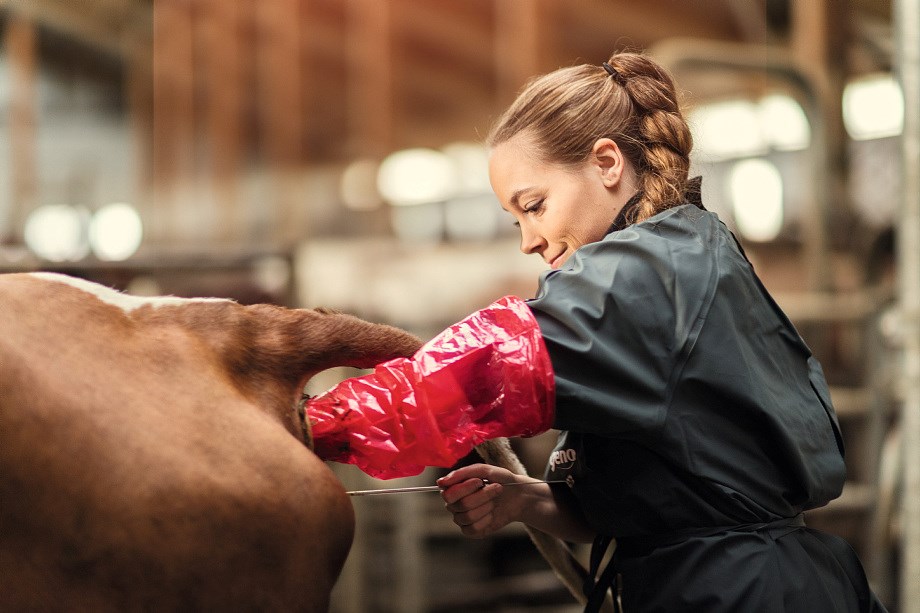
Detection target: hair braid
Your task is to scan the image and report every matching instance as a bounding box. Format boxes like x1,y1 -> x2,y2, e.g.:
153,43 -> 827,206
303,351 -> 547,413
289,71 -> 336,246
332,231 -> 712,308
609,54 -> 694,221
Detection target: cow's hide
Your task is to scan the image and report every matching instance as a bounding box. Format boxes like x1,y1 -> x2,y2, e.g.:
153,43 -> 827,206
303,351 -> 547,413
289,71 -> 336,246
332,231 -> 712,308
0,272 -> 422,612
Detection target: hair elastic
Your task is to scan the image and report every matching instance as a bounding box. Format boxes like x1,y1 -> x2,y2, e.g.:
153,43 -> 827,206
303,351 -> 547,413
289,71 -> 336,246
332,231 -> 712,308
602,62 -> 624,85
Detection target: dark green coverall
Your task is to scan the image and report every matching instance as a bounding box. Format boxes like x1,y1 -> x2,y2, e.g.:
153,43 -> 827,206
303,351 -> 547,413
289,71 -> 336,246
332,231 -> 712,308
532,197 -> 887,612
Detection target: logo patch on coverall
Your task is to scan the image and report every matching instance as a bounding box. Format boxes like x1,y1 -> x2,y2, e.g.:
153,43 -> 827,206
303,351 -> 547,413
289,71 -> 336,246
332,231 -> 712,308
549,448 -> 577,470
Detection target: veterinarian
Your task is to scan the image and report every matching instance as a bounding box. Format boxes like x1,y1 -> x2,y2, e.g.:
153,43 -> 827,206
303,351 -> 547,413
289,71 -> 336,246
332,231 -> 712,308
306,51 -> 886,612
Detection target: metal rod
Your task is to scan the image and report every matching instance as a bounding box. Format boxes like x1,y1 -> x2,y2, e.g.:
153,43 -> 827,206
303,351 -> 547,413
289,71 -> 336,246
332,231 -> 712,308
346,479 -> 568,496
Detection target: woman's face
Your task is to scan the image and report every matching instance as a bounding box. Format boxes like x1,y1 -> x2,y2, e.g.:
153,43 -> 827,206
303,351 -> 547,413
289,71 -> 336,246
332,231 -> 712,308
489,134 -> 634,270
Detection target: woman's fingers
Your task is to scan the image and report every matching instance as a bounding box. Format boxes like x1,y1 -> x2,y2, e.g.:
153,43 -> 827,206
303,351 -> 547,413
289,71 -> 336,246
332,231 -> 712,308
443,480 -> 501,510
441,477 -> 488,506
437,462 -> 520,486
451,495 -> 503,538
451,498 -> 494,527
437,463 -> 496,488
458,513 -> 498,538
437,464 -> 521,537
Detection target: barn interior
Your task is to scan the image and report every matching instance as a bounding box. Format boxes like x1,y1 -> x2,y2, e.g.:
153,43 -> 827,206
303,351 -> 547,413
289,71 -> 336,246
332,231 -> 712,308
0,0 -> 917,611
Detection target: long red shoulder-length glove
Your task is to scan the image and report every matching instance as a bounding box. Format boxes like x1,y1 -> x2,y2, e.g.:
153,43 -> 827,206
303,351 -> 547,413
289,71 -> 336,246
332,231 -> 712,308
306,295 -> 555,479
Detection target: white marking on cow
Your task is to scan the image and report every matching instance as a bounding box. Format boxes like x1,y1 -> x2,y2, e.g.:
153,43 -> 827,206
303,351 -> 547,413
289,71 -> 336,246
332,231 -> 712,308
30,272 -> 231,314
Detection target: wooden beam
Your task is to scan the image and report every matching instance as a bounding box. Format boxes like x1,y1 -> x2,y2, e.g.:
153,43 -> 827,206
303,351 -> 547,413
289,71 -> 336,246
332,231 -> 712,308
301,21 -> 346,64
151,0 -> 195,242
255,0 -> 305,166
346,0 -> 393,156
394,0 -> 494,76
198,0 -> 245,179
122,14 -> 154,223
5,0 -> 139,57
494,0 -> 544,106
197,0 -> 246,242
556,0 -> 740,56
397,66 -> 494,133
4,14 -> 37,243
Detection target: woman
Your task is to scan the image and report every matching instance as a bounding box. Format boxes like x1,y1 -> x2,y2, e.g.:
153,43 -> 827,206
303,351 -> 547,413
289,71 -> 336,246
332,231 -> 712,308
306,52 -> 886,612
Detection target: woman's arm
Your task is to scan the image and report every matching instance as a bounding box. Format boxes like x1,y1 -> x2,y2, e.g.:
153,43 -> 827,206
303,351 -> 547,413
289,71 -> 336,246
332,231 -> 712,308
306,296 -> 555,479
437,463 -> 595,543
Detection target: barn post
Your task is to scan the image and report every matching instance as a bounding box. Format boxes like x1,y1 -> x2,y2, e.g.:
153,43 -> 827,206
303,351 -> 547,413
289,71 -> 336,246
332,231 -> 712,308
894,0 -> 920,610
3,14 -> 37,245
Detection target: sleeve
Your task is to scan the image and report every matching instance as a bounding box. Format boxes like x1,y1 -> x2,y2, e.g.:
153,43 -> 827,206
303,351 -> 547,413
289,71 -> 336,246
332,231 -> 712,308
306,295 -> 555,479
528,222 -> 716,436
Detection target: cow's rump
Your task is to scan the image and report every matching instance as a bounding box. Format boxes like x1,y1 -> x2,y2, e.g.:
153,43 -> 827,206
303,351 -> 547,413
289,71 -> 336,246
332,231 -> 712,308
0,272 -> 421,611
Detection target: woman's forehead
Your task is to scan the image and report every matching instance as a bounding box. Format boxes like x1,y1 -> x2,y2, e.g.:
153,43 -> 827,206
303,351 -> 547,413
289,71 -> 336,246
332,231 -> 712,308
489,137 -> 548,179
489,143 -> 546,204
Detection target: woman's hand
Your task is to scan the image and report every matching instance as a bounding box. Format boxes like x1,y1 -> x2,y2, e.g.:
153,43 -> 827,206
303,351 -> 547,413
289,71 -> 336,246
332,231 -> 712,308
438,463 -> 596,543
437,464 -> 541,538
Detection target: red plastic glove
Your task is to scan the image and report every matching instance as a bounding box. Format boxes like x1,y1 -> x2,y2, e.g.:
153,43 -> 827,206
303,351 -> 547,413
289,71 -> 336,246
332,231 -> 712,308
306,295 -> 555,479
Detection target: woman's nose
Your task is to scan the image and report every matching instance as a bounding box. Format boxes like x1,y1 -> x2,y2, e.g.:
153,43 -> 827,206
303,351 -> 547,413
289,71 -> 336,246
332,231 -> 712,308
519,226 -> 545,255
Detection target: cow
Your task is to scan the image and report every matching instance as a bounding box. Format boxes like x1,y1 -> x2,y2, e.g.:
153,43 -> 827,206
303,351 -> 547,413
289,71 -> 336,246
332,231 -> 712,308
0,272 -> 423,612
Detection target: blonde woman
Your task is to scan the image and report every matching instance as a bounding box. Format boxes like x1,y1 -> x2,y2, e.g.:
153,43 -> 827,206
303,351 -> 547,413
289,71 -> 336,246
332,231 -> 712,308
307,52 -> 885,612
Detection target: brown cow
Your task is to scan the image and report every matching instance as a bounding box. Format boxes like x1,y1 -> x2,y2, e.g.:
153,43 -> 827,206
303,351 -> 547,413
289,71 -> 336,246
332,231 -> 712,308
0,272 -> 422,612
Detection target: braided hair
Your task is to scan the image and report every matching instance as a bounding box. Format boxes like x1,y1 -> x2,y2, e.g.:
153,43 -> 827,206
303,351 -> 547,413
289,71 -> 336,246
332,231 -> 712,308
487,52 -> 694,224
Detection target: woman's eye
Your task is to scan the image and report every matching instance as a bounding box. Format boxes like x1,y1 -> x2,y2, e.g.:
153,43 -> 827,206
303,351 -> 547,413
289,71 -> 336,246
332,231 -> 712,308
511,199 -> 544,226
524,199 -> 544,214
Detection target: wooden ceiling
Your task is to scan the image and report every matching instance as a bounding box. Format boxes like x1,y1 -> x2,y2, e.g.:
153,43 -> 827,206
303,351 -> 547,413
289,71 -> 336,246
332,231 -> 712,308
4,0 -> 150,55
3,0 -> 896,166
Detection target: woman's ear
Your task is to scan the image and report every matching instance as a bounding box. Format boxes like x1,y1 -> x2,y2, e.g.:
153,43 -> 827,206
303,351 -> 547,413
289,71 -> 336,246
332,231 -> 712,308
592,138 -> 626,187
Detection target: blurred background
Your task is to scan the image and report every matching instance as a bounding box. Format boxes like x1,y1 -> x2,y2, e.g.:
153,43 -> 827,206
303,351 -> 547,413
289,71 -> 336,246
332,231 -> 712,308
1,0 -> 918,611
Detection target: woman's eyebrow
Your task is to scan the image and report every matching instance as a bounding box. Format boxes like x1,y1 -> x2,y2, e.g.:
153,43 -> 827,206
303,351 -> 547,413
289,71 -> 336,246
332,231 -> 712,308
509,187 -> 536,209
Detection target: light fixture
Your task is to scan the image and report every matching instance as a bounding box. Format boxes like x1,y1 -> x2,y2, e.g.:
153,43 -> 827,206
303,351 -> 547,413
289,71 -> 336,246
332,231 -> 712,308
377,148 -> 457,207
843,73 -> 904,140
757,94 -> 810,151
727,158 -> 784,242
691,94 -> 811,160
689,100 -> 765,160
24,204 -> 90,262
89,202 -> 143,261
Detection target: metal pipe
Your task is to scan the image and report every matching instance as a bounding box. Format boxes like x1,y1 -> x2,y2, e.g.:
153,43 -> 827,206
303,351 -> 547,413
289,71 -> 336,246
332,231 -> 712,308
894,0 -> 920,609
